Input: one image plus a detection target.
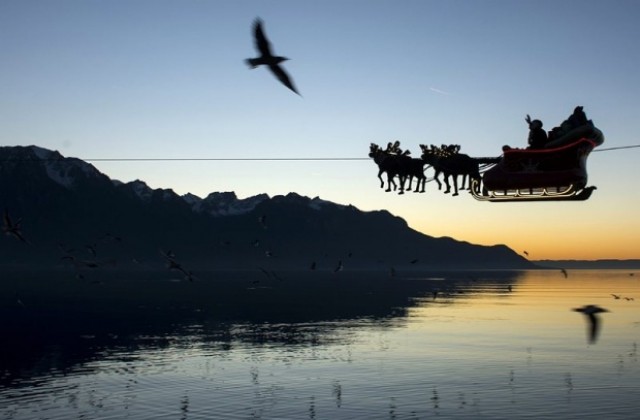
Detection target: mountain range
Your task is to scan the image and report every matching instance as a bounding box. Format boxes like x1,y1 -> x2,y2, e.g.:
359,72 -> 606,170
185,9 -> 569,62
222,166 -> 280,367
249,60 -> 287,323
0,145 -> 534,271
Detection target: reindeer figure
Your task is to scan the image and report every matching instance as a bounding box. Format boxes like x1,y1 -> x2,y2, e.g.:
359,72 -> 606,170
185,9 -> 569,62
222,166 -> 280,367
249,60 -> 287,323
402,153 -> 428,193
420,144 -> 481,196
369,143 -> 423,194
369,143 -> 402,193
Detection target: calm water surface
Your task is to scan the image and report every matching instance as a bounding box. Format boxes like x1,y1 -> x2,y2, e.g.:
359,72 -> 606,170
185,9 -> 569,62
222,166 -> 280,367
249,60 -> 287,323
1,269 -> 639,419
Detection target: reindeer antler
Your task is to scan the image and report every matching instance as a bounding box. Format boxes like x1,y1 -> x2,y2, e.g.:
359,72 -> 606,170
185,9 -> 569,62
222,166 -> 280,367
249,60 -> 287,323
525,114 -> 532,126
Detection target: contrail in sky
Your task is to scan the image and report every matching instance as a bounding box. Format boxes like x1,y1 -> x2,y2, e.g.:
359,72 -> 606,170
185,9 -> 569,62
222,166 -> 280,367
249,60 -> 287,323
429,87 -> 451,95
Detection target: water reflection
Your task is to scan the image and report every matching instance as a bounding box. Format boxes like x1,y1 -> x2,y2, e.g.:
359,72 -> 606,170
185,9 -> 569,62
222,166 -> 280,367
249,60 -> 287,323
2,269 -> 640,419
0,269 -> 522,385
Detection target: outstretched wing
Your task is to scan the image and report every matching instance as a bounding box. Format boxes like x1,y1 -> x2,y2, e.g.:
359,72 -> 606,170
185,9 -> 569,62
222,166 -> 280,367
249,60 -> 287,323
253,19 -> 273,56
268,64 -> 299,95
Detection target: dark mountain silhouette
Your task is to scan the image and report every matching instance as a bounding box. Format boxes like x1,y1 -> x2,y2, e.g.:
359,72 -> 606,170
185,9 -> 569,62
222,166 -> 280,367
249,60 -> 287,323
0,145 -> 534,270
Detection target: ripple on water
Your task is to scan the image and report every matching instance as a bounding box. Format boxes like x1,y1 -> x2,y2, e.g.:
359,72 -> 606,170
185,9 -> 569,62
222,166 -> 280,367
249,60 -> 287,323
2,270 -> 640,419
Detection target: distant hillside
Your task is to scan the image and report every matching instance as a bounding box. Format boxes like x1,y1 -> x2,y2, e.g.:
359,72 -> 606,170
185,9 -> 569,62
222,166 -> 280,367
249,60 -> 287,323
534,260 -> 640,269
0,145 -> 535,270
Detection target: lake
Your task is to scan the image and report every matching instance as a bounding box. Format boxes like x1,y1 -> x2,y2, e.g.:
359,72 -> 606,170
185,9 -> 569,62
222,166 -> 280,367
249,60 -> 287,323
1,268 -> 639,419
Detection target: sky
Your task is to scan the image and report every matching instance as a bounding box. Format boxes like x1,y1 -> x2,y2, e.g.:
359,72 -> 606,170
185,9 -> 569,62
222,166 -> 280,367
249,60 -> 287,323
1,0 -> 639,260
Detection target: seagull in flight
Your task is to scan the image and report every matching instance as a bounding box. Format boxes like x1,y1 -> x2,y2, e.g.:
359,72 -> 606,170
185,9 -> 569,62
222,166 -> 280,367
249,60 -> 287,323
333,260 -> 343,273
246,18 -> 300,95
2,209 -> 29,244
573,305 -> 609,344
258,214 -> 267,229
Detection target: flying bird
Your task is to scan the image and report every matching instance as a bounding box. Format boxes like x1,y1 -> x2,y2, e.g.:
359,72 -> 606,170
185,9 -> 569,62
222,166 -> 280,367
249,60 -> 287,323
2,209 -> 29,244
560,268 -> 568,278
160,250 -> 194,281
246,18 -> 300,95
573,305 -> 609,344
333,260 -> 343,273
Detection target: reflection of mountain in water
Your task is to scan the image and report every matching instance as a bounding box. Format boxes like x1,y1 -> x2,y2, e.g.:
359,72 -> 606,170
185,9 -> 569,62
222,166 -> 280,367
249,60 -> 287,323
0,270 -> 525,385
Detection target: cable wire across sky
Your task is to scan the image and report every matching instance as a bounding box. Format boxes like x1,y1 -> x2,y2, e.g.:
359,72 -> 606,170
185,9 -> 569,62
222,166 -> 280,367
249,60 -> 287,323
1,144 -> 638,163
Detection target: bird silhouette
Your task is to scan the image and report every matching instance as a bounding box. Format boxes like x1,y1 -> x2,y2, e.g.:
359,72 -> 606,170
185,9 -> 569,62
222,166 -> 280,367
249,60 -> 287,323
258,266 -> 272,280
160,250 -> 194,281
573,305 -> 609,344
560,268 -> 568,278
2,209 -> 29,244
85,244 -> 97,257
258,214 -> 268,229
333,260 -> 343,273
246,18 -> 300,95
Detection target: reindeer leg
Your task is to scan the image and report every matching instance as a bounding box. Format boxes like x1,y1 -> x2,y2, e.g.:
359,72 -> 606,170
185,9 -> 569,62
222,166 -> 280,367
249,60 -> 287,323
443,173 -> 451,194
378,170 -> 385,188
452,175 -> 459,196
434,171 -> 442,191
414,176 -> 422,193
385,173 -> 392,192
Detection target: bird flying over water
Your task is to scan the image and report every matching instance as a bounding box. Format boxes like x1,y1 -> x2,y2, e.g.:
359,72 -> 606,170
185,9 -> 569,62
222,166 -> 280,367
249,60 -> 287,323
246,18 -> 300,95
160,249 -> 195,282
333,260 -> 343,273
573,304 -> 609,344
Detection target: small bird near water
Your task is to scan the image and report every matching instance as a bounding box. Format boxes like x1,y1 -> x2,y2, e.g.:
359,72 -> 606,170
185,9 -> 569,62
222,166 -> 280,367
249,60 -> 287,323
573,304 -> 609,344
246,18 -> 300,95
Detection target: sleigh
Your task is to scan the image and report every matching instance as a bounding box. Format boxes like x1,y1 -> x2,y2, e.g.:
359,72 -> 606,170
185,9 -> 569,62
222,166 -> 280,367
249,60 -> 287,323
471,125 -> 604,202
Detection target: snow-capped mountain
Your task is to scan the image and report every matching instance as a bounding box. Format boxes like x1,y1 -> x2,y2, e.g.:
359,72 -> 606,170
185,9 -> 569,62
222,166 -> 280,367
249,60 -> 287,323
189,191 -> 270,217
0,145 -> 533,269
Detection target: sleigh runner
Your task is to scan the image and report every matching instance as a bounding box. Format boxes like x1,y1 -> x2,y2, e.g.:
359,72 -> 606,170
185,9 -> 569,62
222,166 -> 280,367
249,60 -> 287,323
472,132 -> 603,202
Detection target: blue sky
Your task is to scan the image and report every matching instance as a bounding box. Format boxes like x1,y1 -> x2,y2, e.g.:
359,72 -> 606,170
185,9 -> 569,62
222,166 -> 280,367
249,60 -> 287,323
1,0 -> 639,259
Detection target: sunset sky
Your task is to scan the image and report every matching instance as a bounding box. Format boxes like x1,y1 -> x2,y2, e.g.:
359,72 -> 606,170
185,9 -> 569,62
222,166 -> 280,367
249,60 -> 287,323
1,0 -> 639,260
